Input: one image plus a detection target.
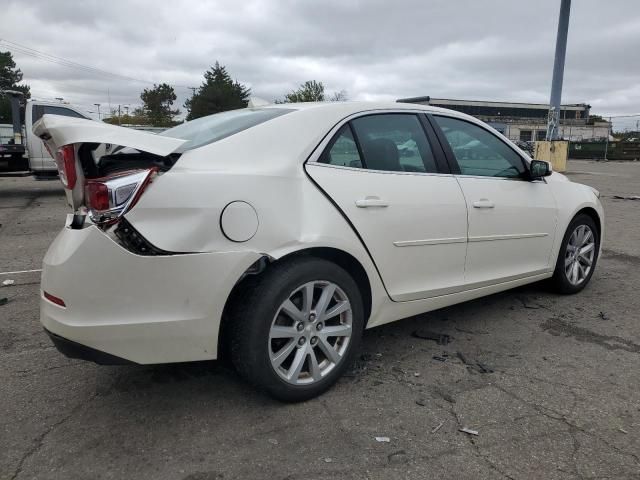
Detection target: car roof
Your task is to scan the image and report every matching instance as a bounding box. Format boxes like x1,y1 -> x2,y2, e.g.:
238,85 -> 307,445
263,100 -> 440,113
260,100 -> 479,123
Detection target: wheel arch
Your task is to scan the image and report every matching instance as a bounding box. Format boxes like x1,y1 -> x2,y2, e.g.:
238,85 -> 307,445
218,246 -> 373,360
574,206 -> 602,240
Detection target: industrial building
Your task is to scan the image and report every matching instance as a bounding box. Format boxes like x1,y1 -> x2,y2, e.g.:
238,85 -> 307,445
397,96 -> 611,142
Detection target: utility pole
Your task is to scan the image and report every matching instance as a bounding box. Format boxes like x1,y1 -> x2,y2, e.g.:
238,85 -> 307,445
546,0 -> 572,141
603,116 -> 611,161
118,105 -> 121,126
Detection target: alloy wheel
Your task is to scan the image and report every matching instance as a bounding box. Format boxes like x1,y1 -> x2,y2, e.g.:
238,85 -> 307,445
268,280 -> 353,385
564,224 -> 595,286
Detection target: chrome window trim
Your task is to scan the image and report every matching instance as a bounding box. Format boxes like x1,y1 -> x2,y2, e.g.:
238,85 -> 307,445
306,161 -> 456,179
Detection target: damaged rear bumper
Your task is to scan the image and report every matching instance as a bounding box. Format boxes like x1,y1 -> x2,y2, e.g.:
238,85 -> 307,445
40,224 -> 261,364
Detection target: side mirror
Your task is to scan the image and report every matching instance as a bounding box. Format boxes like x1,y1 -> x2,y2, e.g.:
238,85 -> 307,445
530,160 -> 552,179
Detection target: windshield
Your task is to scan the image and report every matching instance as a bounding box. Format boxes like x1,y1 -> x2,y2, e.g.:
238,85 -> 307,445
161,108 -> 293,152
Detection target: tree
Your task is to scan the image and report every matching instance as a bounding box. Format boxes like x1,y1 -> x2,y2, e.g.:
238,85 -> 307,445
140,83 -> 180,127
0,51 -> 31,123
283,80 -> 325,103
103,106 -> 151,126
329,90 -> 348,102
185,62 -> 250,120
278,81 -> 348,103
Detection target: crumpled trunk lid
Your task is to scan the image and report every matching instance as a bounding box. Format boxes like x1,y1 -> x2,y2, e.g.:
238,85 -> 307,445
33,114 -> 186,210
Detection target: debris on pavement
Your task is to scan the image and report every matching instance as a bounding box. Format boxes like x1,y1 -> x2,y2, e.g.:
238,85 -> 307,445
2,279 -> 15,286
432,355 -> 447,362
324,457 -> 333,463
412,329 -> 451,345
0,297 -> 7,306
415,398 -> 428,406
454,326 -> 489,335
475,362 -> 494,374
375,436 -> 391,443
267,438 -> 279,445
516,295 -> 541,309
387,450 -> 408,465
456,351 -> 494,373
413,372 -> 420,377
598,311 -> 609,320
619,428 -> 628,434
456,351 -> 471,365
431,421 -> 445,433
431,387 -> 456,404
613,195 -> 640,200
459,427 -> 479,436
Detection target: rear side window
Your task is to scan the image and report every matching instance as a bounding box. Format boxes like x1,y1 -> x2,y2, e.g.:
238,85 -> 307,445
161,108 -> 293,152
433,115 -> 526,178
34,105 -> 88,122
319,125 -> 363,168
350,114 -> 438,173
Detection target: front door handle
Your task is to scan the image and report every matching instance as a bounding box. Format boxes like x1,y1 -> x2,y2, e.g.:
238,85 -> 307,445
356,196 -> 389,208
472,199 -> 495,209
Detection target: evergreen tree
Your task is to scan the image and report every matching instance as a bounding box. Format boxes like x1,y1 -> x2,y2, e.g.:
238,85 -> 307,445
0,51 -> 31,123
140,83 -> 180,127
185,62 -> 250,120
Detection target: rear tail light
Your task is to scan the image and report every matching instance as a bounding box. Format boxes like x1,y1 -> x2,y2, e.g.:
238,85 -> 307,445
55,145 -> 77,189
84,168 -> 156,225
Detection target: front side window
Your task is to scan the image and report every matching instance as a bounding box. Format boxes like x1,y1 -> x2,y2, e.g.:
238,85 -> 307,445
351,114 -> 437,173
434,115 -> 526,178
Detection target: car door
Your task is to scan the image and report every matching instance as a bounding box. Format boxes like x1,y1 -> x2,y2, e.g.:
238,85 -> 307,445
430,114 -> 558,287
306,112 -> 468,302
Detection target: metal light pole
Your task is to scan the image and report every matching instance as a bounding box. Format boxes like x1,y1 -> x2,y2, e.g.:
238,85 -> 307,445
546,0 -> 572,141
94,103 -> 101,120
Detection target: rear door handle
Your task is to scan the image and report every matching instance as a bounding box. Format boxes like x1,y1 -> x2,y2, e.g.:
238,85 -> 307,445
472,199 -> 495,209
355,196 -> 389,208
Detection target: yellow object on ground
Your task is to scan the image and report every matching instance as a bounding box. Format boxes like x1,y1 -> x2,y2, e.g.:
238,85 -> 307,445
534,141 -> 568,173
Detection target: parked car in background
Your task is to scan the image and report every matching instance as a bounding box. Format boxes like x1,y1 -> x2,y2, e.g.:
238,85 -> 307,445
34,101 -> 603,401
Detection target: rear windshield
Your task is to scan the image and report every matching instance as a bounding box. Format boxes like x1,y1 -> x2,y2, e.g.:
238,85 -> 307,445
161,108 -> 293,152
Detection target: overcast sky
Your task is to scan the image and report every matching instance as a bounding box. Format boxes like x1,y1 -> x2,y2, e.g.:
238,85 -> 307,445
2,0 -> 639,127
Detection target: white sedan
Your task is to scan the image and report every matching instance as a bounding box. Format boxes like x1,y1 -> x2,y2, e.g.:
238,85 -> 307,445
34,102 -> 603,401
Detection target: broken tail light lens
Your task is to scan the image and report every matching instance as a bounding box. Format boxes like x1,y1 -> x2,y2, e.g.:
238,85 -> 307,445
84,168 -> 156,226
55,145 -> 77,189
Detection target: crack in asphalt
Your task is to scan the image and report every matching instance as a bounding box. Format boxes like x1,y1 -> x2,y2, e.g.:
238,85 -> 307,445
448,398 -> 517,480
492,384 -> 640,468
9,392 -> 98,480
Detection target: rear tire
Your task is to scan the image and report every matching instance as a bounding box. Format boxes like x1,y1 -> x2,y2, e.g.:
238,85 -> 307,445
228,257 -> 364,402
550,214 -> 599,294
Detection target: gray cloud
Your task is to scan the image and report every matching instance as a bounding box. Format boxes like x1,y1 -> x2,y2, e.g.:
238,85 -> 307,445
2,0 -> 639,126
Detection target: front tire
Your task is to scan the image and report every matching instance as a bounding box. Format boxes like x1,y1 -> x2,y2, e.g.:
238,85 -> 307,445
550,214 -> 599,294
228,257 -> 364,402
